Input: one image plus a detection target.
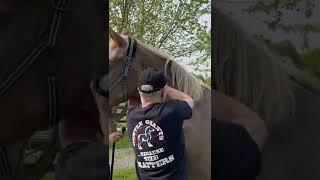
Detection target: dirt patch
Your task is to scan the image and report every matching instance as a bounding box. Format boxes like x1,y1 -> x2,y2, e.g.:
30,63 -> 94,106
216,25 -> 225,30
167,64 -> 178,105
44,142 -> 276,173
110,148 -> 135,169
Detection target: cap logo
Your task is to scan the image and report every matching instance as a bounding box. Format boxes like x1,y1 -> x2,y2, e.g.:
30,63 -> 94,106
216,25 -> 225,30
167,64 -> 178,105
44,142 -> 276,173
140,85 -> 154,92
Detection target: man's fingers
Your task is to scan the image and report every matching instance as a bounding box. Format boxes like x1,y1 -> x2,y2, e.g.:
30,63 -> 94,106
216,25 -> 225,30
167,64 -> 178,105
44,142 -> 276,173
114,133 -> 123,138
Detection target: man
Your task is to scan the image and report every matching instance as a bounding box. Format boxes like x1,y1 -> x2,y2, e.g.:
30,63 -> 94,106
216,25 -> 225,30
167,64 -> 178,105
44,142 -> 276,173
55,74 -> 266,180
127,68 -> 194,180
212,90 -> 268,180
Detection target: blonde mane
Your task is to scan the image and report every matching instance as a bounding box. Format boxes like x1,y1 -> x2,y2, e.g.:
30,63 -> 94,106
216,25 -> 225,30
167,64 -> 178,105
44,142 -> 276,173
214,8 -> 295,126
138,41 -> 209,102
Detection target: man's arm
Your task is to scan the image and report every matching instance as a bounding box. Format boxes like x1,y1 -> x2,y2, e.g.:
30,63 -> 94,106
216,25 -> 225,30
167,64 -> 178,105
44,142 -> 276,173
164,85 -> 194,109
212,90 -> 268,150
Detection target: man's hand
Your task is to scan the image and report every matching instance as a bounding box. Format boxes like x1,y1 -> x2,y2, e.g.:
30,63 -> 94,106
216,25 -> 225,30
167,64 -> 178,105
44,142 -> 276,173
109,132 -> 124,144
163,85 -> 194,109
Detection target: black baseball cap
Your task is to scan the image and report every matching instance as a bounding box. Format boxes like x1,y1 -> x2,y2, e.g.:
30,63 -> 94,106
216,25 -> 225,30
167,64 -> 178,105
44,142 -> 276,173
138,68 -> 167,93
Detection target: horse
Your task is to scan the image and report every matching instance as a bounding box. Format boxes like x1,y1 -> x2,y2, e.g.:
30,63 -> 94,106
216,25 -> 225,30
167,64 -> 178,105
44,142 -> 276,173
137,126 -> 155,150
103,28 -> 211,179
0,0 -> 107,178
214,7 -> 320,180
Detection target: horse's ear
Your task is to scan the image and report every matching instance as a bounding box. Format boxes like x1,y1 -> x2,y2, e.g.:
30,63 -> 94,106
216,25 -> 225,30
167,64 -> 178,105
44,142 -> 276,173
109,27 -> 126,47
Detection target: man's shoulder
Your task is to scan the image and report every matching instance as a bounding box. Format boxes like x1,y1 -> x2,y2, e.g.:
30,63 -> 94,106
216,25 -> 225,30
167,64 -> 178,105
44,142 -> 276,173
165,100 -> 191,112
128,106 -> 141,114
164,99 -> 187,106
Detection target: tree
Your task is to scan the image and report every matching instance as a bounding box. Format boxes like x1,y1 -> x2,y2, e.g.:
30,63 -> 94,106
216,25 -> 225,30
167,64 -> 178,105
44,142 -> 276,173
246,0 -> 319,51
109,0 -> 211,77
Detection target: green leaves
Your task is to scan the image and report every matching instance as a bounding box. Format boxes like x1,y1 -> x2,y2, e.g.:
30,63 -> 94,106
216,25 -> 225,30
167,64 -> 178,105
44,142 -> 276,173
300,49 -> 320,78
109,0 -> 211,78
247,0 -> 318,35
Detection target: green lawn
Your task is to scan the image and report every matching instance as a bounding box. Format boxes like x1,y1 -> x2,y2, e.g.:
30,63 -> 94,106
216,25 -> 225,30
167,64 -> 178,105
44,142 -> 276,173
113,167 -> 136,180
40,167 -> 137,180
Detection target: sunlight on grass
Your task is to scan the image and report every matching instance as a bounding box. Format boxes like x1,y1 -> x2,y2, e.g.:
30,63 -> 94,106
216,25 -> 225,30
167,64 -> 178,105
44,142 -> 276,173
114,167 -> 136,180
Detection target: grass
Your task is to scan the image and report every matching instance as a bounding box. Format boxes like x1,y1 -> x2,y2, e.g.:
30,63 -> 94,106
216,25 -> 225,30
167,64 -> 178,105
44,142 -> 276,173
114,132 -> 131,149
40,168 -> 137,180
113,167 -> 136,180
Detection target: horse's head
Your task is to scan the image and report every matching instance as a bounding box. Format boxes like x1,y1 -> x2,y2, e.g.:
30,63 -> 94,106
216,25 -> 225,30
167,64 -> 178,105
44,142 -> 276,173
105,28 -> 142,106
103,27 -> 205,107
103,28 -> 169,106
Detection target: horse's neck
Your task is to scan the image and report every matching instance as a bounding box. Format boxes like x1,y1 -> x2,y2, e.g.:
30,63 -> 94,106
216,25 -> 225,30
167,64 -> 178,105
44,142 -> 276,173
138,44 -> 168,73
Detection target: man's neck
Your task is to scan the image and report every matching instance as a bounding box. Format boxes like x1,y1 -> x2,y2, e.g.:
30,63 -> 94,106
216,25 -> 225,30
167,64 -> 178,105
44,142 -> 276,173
141,98 -> 163,108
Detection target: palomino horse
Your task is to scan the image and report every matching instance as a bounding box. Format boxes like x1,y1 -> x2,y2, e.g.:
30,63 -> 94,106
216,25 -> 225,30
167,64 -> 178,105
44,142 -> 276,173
103,29 -> 211,179
0,0 -> 107,178
214,7 -> 320,180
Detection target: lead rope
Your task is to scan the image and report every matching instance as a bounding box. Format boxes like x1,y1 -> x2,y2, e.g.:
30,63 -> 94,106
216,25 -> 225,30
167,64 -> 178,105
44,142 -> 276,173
110,37 -> 136,180
110,127 -> 126,180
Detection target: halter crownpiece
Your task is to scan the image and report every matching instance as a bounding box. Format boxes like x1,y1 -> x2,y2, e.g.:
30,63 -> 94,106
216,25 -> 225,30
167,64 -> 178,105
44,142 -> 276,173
96,36 -> 137,99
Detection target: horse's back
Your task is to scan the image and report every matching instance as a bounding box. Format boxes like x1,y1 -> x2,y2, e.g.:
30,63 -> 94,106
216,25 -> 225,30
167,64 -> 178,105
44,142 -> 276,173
183,88 -> 211,180
258,82 -> 320,180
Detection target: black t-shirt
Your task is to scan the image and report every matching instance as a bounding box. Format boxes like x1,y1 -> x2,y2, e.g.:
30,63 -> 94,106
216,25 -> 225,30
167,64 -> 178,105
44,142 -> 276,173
213,121 -> 262,180
127,100 -> 192,180
55,142 -> 109,180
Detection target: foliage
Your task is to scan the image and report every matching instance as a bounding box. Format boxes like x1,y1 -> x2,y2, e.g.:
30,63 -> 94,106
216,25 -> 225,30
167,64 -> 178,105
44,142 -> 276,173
109,0 -> 211,76
247,0 -> 318,32
259,37 -> 320,79
300,48 -> 320,78
246,0 -> 319,50
194,74 -> 211,86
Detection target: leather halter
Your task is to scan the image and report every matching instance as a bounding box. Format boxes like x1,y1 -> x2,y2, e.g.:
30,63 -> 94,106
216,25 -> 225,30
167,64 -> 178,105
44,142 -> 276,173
0,0 -> 71,176
96,36 -> 137,102
95,36 -> 137,180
